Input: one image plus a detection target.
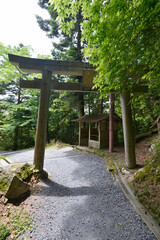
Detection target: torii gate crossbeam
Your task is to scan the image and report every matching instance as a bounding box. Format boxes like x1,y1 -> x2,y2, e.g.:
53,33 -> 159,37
8,54 -> 97,177
8,54 -> 148,176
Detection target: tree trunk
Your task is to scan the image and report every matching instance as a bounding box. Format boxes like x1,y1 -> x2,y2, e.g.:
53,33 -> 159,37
100,98 -> 104,114
109,93 -> 114,153
13,81 -> 21,150
13,127 -> 18,150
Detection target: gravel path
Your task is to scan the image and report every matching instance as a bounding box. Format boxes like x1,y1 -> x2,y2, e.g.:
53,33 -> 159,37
7,147 -> 156,240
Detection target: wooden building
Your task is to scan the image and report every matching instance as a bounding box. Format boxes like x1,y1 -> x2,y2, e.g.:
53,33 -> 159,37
73,113 -> 121,149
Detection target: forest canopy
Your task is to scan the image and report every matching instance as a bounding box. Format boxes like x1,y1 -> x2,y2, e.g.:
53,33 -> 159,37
50,0 -> 160,93
1,0 -> 160,151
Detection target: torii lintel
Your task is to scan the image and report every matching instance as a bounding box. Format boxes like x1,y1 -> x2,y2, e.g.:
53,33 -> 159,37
8,54 -> 95,76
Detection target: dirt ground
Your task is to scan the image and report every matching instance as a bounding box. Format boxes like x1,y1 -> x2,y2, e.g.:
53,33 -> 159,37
112,134 -> 158,170
112,134 -> 160,224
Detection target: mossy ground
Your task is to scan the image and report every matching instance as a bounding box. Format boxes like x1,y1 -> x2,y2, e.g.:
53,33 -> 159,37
133,135 -> 160,224
0,204 -> 33,240
0,174 -> 39,239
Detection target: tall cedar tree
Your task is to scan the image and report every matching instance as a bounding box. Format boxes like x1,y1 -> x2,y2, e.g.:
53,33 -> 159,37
37,0 -> 84,118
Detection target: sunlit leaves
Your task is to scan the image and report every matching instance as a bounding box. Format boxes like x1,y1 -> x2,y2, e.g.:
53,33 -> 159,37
49,0 -> 160,94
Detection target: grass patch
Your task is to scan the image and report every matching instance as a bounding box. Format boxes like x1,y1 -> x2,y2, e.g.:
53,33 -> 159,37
46,140 -> 69,149
0,206 -> 33,240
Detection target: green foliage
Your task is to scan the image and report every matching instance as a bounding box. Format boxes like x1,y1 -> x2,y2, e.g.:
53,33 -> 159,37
48,91 -> 79,144
134,158 -> 160,185
30,165 -> 39,174
0,223 -> 10,240
133,135 -> 160,223
0,43 -> 38,151
0,208 -> 32,239
153,135 -> 160,162
2,0 -> 160,150
51,0 -> 160,94
50,0 -> 160,140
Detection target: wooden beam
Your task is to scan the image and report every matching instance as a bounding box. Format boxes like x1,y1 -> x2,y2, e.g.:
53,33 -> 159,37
20,79 -> 148,94
20,79 -> 98,92
20,79 -> 41,89
51,81 -> 82,92
8,54 -> 94,75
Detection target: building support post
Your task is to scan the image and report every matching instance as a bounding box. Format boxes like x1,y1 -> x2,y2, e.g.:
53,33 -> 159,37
120,92 -> 136,169
109,93 -> 114,153
33,70 -> 52,175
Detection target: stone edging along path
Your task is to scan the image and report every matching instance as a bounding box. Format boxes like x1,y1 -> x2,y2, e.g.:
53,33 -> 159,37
115,169 -> 160,240
76,146 -> 160,239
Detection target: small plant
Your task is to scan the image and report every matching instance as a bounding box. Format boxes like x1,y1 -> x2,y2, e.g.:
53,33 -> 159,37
137,192 -> 146,202
0,223 -> 10,240
0,207 -> 33,239
30,165 -> 39,174
143,185 -> 149,196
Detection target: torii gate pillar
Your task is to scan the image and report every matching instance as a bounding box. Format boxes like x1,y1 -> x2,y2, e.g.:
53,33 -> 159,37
8,54 -> 148,172
33,70 -> 52,174
120,92 -> 136,169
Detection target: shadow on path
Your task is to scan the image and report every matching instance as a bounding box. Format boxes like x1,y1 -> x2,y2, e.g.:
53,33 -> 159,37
37,178 -> 101,197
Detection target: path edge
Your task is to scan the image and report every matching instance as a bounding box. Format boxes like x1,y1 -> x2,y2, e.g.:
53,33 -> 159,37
115,169 -> 160,240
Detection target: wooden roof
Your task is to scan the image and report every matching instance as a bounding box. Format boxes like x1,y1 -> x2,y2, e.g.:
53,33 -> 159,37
72,113 -> 121,123
8,54 -> 95,75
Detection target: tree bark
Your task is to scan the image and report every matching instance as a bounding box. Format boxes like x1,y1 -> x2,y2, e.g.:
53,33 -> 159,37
109,93 -> 114,153
13,81 -> 21,150
100,98 -> 103,114
13,127 -> 18,151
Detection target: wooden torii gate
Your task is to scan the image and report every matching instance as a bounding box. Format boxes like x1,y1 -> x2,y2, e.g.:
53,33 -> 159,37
8,54 -> 147,175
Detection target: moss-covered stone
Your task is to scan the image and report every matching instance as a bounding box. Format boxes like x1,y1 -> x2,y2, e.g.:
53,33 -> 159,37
5,175 -> 29,199
134,158 -> 160,185
0,167 -> 12,193
13,163 -> 33,181
106,161 -> 116,172
0,180 -> 9,192
0,164 -> 32,199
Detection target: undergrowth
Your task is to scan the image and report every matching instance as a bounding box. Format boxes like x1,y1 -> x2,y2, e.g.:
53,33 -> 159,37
0,206 -> 33,240
133,134 -> 160,224
46,140 -> 69,149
